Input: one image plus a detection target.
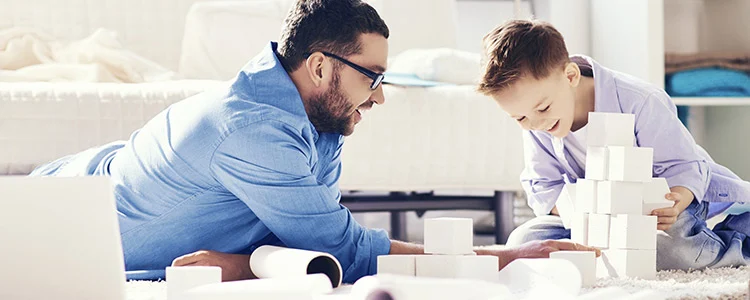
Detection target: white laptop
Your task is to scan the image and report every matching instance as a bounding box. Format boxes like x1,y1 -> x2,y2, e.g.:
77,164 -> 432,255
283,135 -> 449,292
0,176 -> 126,300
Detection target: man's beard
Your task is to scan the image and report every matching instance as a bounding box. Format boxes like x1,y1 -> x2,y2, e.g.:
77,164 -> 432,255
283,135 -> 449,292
306,74 -> 357,136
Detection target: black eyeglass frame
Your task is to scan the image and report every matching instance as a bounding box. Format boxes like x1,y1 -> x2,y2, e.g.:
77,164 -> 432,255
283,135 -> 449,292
304,51 -> 385,90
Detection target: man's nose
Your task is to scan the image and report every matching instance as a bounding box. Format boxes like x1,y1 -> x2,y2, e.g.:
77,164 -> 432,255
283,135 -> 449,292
370,85 -> 385,105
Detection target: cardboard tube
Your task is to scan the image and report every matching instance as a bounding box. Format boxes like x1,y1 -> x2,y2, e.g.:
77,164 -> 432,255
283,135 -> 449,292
249,245 -> 343,288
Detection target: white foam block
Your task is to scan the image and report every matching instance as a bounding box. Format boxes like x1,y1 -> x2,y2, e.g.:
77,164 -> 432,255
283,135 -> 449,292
415,255 -> 498,281
377,255 -> 417,276
549,251 -> 597,287
570,212 -> 590,246
585,147 -> 609,181
609,215 -> 657,250
586,112 -> 635,147
597,249 -> 656,280
576,179 -> 598,213
423,218 -> 474,255
167,266 -> 222,300
608,146 -> 653,182
597,181 -> 644,214
556,183 -> 577,229
643,177 -> 673,215
587,214 -> 611,249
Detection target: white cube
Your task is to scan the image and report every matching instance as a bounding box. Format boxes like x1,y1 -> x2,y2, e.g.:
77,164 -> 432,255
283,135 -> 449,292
609,215 -> 657,250
597,249 -> 656,279
586,113 -> 635,147
549,251 -> 597,287
556,184 -> 577,229
597,181 -> 644,214
166,266 -> 222,300
587,214 -> 611,249
571,212 -> 590,246
377,255 -> 417,276
585,147 -> 609,180
643,177 -> 673,215
423,218 -> 474,255
415,255 -> 498,281
576,179 -> 598,213
608,147 -> 653,183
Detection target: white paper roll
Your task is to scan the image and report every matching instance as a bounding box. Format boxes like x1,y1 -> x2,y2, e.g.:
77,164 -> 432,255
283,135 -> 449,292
495,258 -> 582,298
181,273 -> 332,300
350,274 -> 512,300
166,266 -> 221,300
250,245 -> 343,288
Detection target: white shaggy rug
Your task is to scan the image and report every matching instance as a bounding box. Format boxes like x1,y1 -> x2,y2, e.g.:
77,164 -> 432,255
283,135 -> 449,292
126,266 -> 749,300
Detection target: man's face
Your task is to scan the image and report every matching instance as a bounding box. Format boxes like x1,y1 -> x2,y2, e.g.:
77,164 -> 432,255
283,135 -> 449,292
491,66 -> 577,138
307,33 -> 388,136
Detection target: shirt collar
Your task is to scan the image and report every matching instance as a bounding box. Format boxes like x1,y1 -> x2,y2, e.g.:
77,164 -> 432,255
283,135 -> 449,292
571,55 -> 623,114
234,42 -> 320,139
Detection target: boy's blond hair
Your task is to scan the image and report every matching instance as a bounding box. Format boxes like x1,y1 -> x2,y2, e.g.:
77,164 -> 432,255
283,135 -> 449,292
478,19 -> 570,95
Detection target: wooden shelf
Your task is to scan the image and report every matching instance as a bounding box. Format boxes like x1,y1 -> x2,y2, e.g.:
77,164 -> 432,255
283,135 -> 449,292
672,97 -> 750,106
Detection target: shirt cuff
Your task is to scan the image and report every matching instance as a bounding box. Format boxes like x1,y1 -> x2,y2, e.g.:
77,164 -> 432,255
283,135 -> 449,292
367,228 -> 391,275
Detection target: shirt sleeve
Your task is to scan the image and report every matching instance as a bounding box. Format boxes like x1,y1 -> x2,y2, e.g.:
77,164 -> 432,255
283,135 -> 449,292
634,91 -> 710,201
520,130 -> 568,216
209,120 -> 391,283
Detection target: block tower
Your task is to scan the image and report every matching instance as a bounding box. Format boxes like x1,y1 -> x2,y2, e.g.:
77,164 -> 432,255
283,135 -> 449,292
557,112 -> 672,280
377,217 -> 498,281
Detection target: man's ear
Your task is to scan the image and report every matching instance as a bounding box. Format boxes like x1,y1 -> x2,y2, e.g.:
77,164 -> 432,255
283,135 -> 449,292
304,52 -> 327,88
564,62 -> 581,88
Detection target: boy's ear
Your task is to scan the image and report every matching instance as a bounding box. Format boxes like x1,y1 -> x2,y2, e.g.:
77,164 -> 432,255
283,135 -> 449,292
564,62 -> 581,87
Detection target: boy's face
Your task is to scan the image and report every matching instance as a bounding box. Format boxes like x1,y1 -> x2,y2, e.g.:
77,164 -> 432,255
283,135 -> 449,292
491,63 -> 580,138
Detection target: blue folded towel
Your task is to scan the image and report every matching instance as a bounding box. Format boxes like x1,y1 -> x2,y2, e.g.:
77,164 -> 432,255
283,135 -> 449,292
666,68 -> 750,97
383,72 -> 451,87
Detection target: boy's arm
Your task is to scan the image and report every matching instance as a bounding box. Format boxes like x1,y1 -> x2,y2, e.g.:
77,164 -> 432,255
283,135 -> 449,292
634,91 -> 709,228
520,130 -> 568,216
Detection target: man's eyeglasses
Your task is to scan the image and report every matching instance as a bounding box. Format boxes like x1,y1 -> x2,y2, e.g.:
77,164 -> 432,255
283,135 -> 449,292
305,51 -> 385,90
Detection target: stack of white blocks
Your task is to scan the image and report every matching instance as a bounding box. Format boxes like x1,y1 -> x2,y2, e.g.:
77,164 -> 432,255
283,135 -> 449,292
559,112 -> 673,280
377,217 -> 498,280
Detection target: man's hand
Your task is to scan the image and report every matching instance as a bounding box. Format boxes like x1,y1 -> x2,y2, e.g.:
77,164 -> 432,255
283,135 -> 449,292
652,186 -> 694,231
171,250 -> 256,281
476,240 -> 601,270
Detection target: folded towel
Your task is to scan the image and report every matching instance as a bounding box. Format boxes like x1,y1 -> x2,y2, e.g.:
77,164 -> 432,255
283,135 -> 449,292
665,68 -> 750,97
382,72 -> 450,87
665,52 -> 750,74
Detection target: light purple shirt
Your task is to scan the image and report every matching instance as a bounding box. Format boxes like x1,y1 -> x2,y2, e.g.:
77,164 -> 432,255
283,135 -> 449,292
522,55 -> 744,218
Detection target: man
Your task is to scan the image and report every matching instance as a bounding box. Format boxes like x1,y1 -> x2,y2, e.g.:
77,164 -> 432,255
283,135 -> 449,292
31,0 -> 597,283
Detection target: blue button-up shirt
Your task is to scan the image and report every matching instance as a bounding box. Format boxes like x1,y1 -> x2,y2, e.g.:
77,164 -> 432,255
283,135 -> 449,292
76,42 -> 391,282
522,55 -> 745,218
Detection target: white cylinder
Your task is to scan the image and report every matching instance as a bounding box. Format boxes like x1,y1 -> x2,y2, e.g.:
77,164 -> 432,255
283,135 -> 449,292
166,266 -> 221,300
249,245 -> 343,288
181,273 -> 332,300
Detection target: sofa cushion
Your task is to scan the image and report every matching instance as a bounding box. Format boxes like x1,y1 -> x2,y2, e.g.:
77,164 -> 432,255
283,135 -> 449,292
177,0 -> 459,81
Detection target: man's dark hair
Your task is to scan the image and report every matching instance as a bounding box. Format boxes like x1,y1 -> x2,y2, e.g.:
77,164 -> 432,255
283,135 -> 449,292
277,0 -> 389,72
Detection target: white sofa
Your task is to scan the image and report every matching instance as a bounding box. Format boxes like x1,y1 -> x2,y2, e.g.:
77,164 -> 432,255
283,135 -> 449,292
0,0 -> 525,242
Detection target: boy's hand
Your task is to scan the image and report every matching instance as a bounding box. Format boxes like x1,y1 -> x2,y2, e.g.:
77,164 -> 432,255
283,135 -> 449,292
652,186 -> 695,231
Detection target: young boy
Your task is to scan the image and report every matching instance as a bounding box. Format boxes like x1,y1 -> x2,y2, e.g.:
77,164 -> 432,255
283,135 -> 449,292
478,19 -> 749,270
